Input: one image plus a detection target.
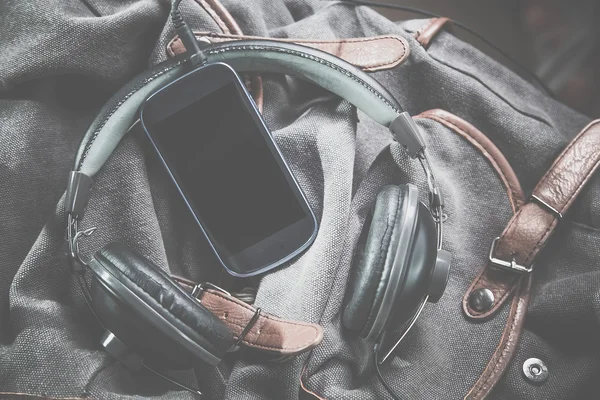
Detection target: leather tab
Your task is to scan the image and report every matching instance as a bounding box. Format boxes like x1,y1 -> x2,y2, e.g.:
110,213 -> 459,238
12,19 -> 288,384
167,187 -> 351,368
167,32 -> 410,72
464,120 -> 600,319
173,277 -> 324,356
415,17 -> 453,49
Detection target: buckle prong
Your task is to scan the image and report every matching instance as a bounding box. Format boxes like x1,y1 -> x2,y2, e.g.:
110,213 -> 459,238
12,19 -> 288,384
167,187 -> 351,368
191,282 -> 231,298
488,237 -> 532,274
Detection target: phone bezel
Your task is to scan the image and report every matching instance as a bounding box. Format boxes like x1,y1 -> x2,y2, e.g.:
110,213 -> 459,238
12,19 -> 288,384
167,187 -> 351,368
140,62 -> 318,277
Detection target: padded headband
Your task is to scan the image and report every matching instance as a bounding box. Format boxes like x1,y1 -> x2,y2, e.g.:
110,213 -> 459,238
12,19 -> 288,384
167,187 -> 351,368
74,40 -> 408,178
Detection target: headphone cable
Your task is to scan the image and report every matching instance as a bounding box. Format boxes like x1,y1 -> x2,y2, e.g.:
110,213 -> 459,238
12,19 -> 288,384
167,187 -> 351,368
171,0 -> 207,66
374,343 -> 402,400
329,0 -> 553,97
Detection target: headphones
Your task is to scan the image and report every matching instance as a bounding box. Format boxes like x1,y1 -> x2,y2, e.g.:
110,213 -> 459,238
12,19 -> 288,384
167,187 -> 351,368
65,37 -> 450,396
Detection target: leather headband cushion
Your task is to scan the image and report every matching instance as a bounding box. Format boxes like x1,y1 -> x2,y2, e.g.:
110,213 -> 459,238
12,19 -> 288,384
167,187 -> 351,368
342,185 -> 411,337
75,40 -> 403,177
90,242 -> 233,367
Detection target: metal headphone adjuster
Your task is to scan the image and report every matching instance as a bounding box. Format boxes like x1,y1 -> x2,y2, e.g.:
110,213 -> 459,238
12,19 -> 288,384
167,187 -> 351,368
190,282 -> 232,298
65,171 -> 97,268
390,112 -> 446,250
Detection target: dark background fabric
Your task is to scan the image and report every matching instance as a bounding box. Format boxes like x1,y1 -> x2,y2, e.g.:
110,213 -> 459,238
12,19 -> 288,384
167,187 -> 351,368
0,1 -> 598,399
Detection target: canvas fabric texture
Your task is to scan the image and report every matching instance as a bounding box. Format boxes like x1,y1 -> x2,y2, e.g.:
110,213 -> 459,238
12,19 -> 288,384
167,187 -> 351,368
0,0 -> 597,399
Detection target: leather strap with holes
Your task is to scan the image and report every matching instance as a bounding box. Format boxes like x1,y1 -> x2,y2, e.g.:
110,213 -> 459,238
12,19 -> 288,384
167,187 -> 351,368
464,120 -> 600,319
173,276 -> 324,356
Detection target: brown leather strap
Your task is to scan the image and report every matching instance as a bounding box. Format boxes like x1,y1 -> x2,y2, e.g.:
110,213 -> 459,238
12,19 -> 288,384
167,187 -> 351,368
464,120 -> 600,319
167,32 -> 410,72
415,17 -> 453,49
173,277 -> 324,356
465,275 -> 532,399
417,109 -> 524,213
190,0 -> 264,111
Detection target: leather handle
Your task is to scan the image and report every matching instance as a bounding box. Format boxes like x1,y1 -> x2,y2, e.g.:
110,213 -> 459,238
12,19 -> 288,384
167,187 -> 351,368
464,120 -> 600,319
167,32 -> 410,72
173,276 -> 324,356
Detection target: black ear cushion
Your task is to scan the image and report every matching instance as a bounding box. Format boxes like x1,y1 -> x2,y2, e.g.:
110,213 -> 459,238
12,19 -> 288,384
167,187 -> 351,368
90,242 -> 233,367
342,185 -> 409,337
387,202 -> 439,329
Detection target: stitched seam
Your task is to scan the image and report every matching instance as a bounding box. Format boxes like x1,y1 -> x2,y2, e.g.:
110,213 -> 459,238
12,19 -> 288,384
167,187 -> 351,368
417,18 -> 439,45
208,291 -> 320,351
462,267 -> 489,317
362,38 -> 408,69
431,117 -> 518,211
194,0 -> 257,101
276,36 -> 407,69
204,45 -> 401,113
195,0 -> 230,33
88,43 -> 399,170
522,217 -> 558,265
470,279 -> 518,318
194,33 -> 404,46
466,135 -> 600,310
76,59 -> 187,170
169,34 -> 409,70
362,188 -> 401,334
471,286 -> 523,398
415,18 -> 436,39
420,114 -> 519,212
425,53 -> 552,127
561,159 -> 600,212
416,111 -> 527,317
530,121 -> 600,194
300,373 -> 328,400
524,126 -> 600,264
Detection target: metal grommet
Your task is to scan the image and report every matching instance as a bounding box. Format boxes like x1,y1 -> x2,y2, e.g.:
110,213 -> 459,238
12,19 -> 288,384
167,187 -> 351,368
469,288 -> 495,312
523,358 -> 548,383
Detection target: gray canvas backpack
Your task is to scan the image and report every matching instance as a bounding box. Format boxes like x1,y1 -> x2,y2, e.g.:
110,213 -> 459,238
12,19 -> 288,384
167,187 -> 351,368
0,0 -> 598,399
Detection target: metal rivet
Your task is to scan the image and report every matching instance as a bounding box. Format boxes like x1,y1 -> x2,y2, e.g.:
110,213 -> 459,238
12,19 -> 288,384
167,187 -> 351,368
469,288 -> 495,312
523,358 -> 548,383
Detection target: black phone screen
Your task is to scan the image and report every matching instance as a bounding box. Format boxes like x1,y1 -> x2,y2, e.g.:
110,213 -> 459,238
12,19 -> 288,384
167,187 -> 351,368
149,82 -> 306,256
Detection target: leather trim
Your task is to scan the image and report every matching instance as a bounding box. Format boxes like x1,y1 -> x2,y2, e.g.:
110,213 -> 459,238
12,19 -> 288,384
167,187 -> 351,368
192,0 -> 264,111
464,119 -> 600,320
199,289 -> 323,354
415,17 -> 453,49
464,275 -> 532,400
167,32 -> 410,72
173,277 -> 324,356
302,110 -> 527,399
300,368 -> 327,400
417,109 -> 528,399
417,109 -> 523,213
195,0 -> 241,35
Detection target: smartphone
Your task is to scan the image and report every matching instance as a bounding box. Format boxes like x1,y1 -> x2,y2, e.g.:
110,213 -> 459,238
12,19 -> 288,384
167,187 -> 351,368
140,63 -> 317,277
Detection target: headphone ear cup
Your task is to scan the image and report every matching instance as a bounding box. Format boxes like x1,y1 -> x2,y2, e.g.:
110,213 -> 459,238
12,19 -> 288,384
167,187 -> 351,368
88,243 -> 233,368
342,183 -> 442,341
387,200 -> 439,328
342,185 -> 413,339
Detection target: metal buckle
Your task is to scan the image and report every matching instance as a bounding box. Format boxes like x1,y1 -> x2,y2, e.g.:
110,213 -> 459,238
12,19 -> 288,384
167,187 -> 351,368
488,237 -> 532,274
190,282 -> 231,298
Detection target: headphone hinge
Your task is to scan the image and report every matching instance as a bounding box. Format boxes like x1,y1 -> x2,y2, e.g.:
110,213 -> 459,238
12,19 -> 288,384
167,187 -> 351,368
389,112 -> 426,158
65,171 -> 93,219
